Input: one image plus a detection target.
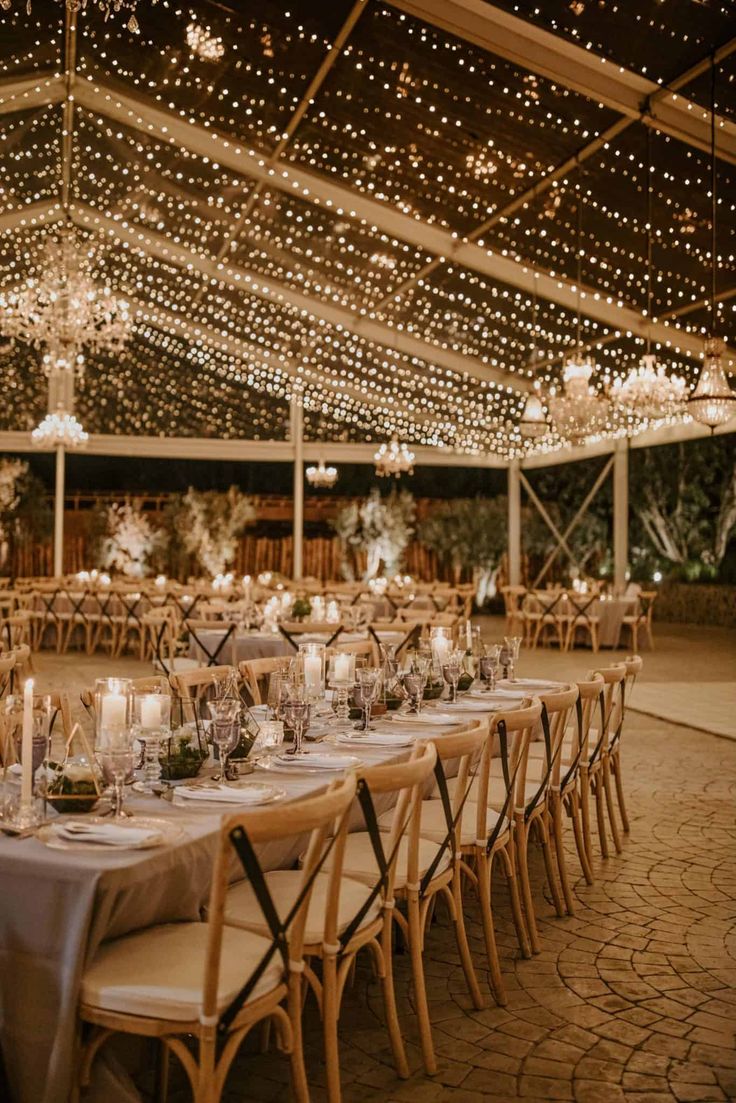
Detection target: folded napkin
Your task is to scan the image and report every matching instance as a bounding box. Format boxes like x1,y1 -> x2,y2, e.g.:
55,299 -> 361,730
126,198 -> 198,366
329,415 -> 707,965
444,700 -> 499,712
54,821 -> 160,847
335,732 -> 414,747
501,679 -> 562,690
393,712 -> 463,726
274,752 -> 360,770
175,782 -> 275,805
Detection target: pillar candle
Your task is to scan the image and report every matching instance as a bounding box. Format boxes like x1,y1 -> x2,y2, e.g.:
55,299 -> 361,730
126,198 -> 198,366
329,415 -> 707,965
304,655 -> 323,692
334,654 -> 351,682
139,694 -> 161,730
20,678 -> 34,808
101,692 -> 127,729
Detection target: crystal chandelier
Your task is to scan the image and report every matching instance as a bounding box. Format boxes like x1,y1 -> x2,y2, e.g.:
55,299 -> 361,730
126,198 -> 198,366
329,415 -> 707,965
547,197 -> 609,444
305,458 -> 338,488
0,223 -> 132,374
688,338 -> 735,429
519,391 -> 548,439
612,354 -> 688,421
548,356 -> 610,444
688,58 -> 735,430
612,132 -> 687,423
374,436 -> 415,477
3,0 -> 143,33
31,408 -> 88,449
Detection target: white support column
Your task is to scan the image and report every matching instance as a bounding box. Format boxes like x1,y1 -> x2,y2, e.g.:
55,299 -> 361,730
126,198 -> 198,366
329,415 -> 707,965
53,444 -> 65,577
613,441 -> 629,593
507,459 -> 521,587
291,397 -> 304,581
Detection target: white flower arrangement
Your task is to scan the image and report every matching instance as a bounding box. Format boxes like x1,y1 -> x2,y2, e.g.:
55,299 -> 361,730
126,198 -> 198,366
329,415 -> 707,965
99,500 -> 167,579
178,487 -> 255,577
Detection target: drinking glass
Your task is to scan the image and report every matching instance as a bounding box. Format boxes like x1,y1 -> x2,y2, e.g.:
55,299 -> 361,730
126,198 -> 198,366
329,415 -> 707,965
354,667 -> 381,731
96,728 -> 136,818
479,644 -> 501,692
283,694 -> 310,756
209,697 -> 241,780
441,650 -> 464,703
399,671 -> 423,714
503,635 -> 523,682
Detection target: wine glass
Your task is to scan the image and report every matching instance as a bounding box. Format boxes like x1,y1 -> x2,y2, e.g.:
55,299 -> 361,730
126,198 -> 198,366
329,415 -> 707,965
479,644 -> 501,693
96,728 -> 136,818
503,636 -> 523,682
283,693 -> 310,756
442,649 -> 464,703
355,667 -> 382,731
209,697 -> 241,780
399,671 -> 423,714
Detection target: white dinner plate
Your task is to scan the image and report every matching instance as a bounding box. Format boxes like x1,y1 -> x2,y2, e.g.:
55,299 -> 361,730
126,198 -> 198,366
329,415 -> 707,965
260,751 -> 362,772
173,780 -> 285,807
38,816 -> 184,852
388,712 -> 464,726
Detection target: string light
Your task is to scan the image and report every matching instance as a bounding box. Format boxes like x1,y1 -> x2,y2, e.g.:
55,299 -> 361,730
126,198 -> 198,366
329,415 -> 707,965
0,2 -> 728,457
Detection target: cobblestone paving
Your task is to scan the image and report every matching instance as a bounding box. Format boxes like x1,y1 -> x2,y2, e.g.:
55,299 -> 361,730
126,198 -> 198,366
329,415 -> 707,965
221,712 -> 736,1103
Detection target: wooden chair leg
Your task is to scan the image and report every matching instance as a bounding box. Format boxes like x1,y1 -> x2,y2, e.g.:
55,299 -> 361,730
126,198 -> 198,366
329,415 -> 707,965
536,811 -> 565,918
475,850 -> 507,1004
568,789 -> 594,885
407,893 -> 437,1073
551,794 -> 576,914
514,817 -> 541,954
154,1040 -> 170,1103
449,871 -> 485,1010
611,751 -> 630,833
602,756 -> 623,854
322,953 -> 342,1103
379,916 -> 410,1080
579,771 -> 594,869
593,774 -> 609,859
499,839 -> 531,959
288,975 -> 310,1103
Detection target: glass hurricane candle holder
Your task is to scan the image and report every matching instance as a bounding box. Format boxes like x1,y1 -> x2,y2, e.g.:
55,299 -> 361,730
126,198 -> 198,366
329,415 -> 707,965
132,691 -> 171,794
94,678 -> 132,741
299,641 -> 325,703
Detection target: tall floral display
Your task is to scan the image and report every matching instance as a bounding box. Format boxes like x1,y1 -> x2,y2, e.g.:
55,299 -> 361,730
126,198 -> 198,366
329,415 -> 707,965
333,488 -> 416,580
0,459 -> 28,569
98,500 -> 167,579
177,487 -> 256,577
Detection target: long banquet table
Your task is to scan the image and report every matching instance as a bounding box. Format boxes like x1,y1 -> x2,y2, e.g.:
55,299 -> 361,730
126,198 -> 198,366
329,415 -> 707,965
188,628 -> 407,667
0,710 -> 465,1103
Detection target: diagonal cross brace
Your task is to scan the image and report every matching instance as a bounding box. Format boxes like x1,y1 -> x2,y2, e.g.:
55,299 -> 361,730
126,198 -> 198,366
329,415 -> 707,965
521,455 -> 614,587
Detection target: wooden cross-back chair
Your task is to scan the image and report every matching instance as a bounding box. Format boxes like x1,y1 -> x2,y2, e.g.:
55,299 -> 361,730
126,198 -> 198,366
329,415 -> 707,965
238,657 -> 291,707
585,663 -> 628,861
424,703 -> 540,996
225,749 -> 438,1102
76,775 -> 358,1103
621,592 -> 657,650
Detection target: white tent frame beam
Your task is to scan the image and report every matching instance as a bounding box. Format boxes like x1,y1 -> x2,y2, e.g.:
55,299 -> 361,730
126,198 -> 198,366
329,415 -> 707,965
69,78 -> 708,362
69,200 -> 526,392
388,0 -> 736,164
0,73 -> 65,116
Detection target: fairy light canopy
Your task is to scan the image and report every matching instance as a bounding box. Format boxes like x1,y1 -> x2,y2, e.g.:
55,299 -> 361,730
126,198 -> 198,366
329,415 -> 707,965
0,0 -> 733,459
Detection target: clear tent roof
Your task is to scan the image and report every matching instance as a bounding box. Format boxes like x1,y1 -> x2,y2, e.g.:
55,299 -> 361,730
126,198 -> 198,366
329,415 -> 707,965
0,0 -> 734,456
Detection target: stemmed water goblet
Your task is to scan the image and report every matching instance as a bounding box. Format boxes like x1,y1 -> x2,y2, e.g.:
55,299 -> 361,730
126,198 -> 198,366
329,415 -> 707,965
96,728 -> 136,819
503,636 -> 523,682
354,667 -> 382,731
479,644 -> 501,693
441,649 -> 464,703
208,697 -> 241,780
282,688 -> 310,756
399,671 -> 423,714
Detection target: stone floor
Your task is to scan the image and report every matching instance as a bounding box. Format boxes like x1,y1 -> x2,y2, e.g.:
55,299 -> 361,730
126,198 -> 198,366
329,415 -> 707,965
26,631 -> 736,1102
208,709 -> 736,1103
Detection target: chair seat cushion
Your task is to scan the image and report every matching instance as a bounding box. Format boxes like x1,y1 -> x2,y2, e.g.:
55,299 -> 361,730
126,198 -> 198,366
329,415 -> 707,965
225,870 -> 382,946
81,922 -> 280,1023
337,831 -> 451,890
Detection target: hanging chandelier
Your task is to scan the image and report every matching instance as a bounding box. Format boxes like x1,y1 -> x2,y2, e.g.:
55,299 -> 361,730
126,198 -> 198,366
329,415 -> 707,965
612,354 -> 688,421
612,131 -> 688,423
548,356 -> 610,444
305,458 -> 338,489
688,56 -> 735,430
547,196 -> 608,444
0,223 -> 132,374
31,409 -> 88,449
688,338 -> 735,429
518,277 -> 549,440
3,0 -> 143,32
374,436 -> 415,477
